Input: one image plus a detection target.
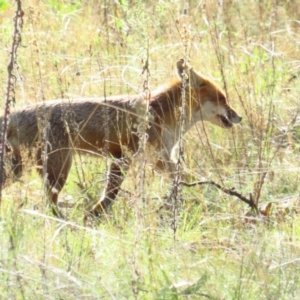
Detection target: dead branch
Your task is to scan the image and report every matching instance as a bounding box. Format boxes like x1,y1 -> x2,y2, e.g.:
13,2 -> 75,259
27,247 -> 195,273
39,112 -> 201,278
0,1 -> 24,201
179,180 -> 259,214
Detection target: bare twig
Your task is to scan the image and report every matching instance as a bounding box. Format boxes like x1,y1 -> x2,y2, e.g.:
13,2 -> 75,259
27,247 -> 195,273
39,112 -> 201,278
167,64 -> 186,237
0,0 -> 24,202
167,23 -> 191,238
179,180 -> 259,214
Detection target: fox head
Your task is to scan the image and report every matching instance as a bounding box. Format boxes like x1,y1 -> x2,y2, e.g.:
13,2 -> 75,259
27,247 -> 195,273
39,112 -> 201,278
177,59 -> 242,128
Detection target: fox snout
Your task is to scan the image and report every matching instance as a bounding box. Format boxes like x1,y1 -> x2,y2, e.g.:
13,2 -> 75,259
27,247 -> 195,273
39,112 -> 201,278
228,107 -> 242,124
219,107 -> 242,128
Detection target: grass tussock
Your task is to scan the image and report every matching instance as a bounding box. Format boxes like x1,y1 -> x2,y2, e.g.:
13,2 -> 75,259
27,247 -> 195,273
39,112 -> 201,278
1,0 -> 300,299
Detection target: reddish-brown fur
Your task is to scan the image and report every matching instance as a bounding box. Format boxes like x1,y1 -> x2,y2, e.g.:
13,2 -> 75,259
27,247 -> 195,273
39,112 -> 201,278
0,59 -> 242,218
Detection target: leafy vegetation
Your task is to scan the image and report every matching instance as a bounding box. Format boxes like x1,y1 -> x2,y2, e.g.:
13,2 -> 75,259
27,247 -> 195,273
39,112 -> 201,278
1,0 -> 300,299
0,0 -> 8,12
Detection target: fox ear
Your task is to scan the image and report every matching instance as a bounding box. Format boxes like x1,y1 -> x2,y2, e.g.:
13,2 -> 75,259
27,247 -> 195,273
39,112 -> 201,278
176,58 -> 190,77
176,59 -> 205,88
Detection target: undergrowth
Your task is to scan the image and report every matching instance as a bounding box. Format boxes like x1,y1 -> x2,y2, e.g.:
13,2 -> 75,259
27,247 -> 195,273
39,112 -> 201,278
1,0 -> 300,299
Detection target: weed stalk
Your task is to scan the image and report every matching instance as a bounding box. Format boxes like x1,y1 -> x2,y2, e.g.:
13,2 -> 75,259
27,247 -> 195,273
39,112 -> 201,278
0,0 -> 24,204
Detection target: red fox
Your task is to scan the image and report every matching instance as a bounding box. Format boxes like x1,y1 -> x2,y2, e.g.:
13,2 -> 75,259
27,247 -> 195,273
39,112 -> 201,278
1,59 -> 242,218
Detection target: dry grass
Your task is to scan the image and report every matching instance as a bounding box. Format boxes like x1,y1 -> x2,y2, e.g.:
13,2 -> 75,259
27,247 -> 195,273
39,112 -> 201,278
1,0 -> 300,299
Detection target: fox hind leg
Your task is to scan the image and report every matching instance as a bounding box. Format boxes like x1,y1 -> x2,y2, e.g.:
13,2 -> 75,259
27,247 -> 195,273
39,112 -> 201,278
7,137 -> 23,179
36,147 -> 73,218
11,153 -> 22,178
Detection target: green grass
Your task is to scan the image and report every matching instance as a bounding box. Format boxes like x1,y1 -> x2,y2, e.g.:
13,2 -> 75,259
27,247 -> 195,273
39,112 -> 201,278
1,0 -> 300,299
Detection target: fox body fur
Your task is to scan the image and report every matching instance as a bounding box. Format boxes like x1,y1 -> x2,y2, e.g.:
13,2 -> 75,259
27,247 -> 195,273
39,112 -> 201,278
1,59 -> 242,218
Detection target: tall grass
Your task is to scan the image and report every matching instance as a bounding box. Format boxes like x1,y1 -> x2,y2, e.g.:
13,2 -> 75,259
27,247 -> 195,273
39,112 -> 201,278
1,0 -> 300,299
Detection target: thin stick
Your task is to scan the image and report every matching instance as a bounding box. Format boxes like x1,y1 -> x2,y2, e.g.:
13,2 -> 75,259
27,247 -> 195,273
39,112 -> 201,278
179,180 -> 259,214
0,1 -> 24,201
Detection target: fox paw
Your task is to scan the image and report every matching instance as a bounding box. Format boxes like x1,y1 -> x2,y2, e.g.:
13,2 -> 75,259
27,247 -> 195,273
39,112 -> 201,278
83,209 -> 105,226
